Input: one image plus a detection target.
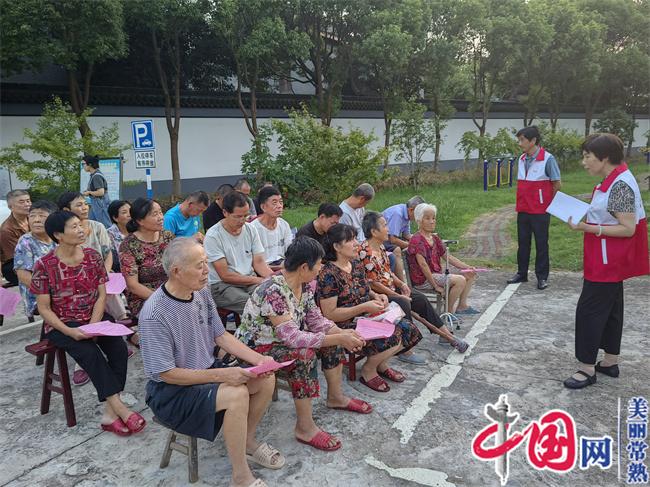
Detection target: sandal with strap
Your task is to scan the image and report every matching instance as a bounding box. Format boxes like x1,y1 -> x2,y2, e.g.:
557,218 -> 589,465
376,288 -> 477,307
246,442 -> 286,469
296,430 -> 342,452
378,367 -> 406,383
328,398 -> 373,414
230,479 -> 269,487
101,417 -> 131,437
359,375 -> 390,392
125,412 -> 146,433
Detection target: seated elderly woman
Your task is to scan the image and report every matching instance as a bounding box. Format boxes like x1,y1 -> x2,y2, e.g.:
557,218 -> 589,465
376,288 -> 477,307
139,237 -> 284,487
119,198 -> 175,348
360,212 -> 469,354
317,224 -> 423,393
30,211 -> 145,436
407,203 -> 479,321
236,236 -> 371,452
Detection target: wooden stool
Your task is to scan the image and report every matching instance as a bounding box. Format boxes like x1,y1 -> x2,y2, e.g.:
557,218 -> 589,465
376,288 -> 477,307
153,417 -> 199,483
271,375 -> 291,402
25,340 -> 76,427
343,350 -> 366,381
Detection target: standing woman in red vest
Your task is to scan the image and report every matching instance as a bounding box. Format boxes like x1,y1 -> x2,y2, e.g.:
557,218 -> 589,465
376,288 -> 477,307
564,133 -> 649,389
507,126 -> 562,290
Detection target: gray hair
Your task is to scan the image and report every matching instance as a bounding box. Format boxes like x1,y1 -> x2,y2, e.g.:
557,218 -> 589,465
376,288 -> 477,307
414,203 -> 438,224
6,189 -> 29,203
162,237 -> 201,275
406,195 -> 425,209
362,211 -> 383,240
352,183 -> 375,200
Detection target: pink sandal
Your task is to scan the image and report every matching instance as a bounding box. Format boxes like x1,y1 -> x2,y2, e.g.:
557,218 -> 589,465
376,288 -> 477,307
125,412 -> 146,433
296,430 -> 342,451
329,398 -> 373,414
101,418 -> 131,437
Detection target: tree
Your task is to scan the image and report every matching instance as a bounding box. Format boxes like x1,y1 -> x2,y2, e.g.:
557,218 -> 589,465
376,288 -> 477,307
391,101 -> 438,190
126,0 -> 208,198
593,109 -> 639,151
0,98 -> 127,197
209,0 -> 309,141
283,0 -> 373,125
355,0 -> 429,158
0,0 -> 127,136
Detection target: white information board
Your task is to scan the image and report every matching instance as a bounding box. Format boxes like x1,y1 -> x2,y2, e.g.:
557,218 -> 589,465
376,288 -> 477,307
79,158 -> 122,201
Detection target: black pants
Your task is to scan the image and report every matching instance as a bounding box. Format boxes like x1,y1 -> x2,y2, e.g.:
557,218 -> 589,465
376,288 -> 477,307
1,259 -> 18,287
389,289 -> 444,328
46,321 -> 128,402
516,212 -> 550,280
575,280 -> 624,364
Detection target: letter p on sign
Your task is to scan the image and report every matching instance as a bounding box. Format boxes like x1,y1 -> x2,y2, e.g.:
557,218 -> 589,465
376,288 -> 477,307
131,120 -> 155,150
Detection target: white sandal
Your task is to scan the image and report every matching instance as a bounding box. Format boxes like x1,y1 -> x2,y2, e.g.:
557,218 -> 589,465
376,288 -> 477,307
246,442 -> 286,470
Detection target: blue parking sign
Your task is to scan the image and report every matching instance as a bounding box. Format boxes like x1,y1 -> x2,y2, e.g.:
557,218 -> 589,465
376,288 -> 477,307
131,120 -> 155,150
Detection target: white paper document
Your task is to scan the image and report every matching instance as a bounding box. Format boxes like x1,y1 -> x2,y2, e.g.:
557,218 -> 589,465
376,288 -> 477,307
546,191 -> 590,223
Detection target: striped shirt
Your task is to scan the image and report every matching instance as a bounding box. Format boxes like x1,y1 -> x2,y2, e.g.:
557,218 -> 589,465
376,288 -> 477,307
139,284 -> 226,382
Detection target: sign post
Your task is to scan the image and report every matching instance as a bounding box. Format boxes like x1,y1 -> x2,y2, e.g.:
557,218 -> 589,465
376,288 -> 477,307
146,169 -> 153,199
132,120 -> 156,196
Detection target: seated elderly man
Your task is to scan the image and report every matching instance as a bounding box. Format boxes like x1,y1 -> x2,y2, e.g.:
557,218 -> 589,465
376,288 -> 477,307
205,191 -> 273,315
0,189 -> 31,286
339,183 -> 375,242
139,237 -> 285,487
251,186 -> 293,270
163,190 -> 209,238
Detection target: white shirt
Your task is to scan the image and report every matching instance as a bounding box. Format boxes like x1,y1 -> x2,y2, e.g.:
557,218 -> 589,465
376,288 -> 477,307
204,221 -> 264,284
339,200 -> 366,241
252,217 -> 293,263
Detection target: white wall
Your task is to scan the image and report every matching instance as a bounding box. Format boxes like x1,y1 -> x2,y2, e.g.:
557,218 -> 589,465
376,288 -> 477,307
1,112 -> 648,193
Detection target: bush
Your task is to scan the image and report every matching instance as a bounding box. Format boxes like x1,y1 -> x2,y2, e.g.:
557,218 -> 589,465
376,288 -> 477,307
0,97 -> 127,196
457,128 -> 519,163
536,122 -> 583,168
242,108 -> 388,205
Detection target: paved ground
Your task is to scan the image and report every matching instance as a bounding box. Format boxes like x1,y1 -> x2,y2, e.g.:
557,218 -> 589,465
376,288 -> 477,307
1,271 -> 648,487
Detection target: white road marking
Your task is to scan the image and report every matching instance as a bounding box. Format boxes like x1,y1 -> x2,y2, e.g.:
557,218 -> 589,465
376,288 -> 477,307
0,319 -> 42,336
393,283 -> 521,444
365,455 -> 457,487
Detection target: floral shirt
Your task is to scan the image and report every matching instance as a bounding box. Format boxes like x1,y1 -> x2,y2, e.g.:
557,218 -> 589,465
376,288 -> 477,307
407,232 -> 446,286
358,240 -> 395,290
236,274 -> 334,348
13,233 -> 57,316
119,230 -> 174,317
316,259 -> 372,327
30,248 -> 108,333
107,224 -> 127,255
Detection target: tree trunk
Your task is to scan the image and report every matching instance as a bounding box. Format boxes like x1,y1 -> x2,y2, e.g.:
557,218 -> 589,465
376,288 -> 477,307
170,129 -> 181,197
67,70 -> 92,137
434,117 -> 441,172
626,107 -> 636,159
584,110 -> 592,137
383,114 -> 391,169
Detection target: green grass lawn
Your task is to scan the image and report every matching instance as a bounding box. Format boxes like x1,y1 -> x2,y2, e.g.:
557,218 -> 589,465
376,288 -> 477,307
283,162 -> 650,271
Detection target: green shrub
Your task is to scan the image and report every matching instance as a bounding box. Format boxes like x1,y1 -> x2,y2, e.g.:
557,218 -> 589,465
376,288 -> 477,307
457,128 -> 519,163
242,108 -> 388,205
536,122 -> 583,168
593,108 -> 638,148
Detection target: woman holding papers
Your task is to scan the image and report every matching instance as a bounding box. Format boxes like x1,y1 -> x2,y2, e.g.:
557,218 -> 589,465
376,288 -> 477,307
360,211 -> 469,354
317,224 -> 422,393
563,133 -> 649,389
30,211 -> 145,435
237,237 -> 371,452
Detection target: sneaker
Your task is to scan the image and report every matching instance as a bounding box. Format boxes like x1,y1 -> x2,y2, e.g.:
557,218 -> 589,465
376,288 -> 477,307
451,339 -> 469,353
73,369 -> 90,386
398,353 -> 427,365
456,306 -> 480,315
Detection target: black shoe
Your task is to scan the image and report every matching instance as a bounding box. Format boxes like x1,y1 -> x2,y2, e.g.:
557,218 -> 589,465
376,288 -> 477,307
563,370 -> 597,389
507,273 -> 528,284
595,361 -> 620,378
537,279 -> 548,290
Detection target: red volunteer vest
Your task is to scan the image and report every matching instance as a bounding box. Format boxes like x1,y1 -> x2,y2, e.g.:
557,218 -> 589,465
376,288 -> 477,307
583,163 -> 649,282
516,148 -> 554,214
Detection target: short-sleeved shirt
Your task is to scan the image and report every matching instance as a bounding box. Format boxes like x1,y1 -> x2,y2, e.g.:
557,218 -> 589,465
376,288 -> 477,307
204,221 -> 264,285
523,148 -> 561,181
87,171 -> 108,192
251,218 -> 293,263
339,201 -> 366,241
84,220 -> 112,259
30,248 -> 108,332
236,274 -> 332,347
163,203 -> 201,237
13,233 -> 57,316
119,230 -> 175,317
0,213 -> 28,263
296,221 -> 326,246
139,285 -> 226,382
358,240 -> 395,290
382,204 -> 411,238
202,202 -> 225,232
407,232 -> 446,286
607,180 -> 636,215
107,224 -> 126,255
316,259 -> 372,326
